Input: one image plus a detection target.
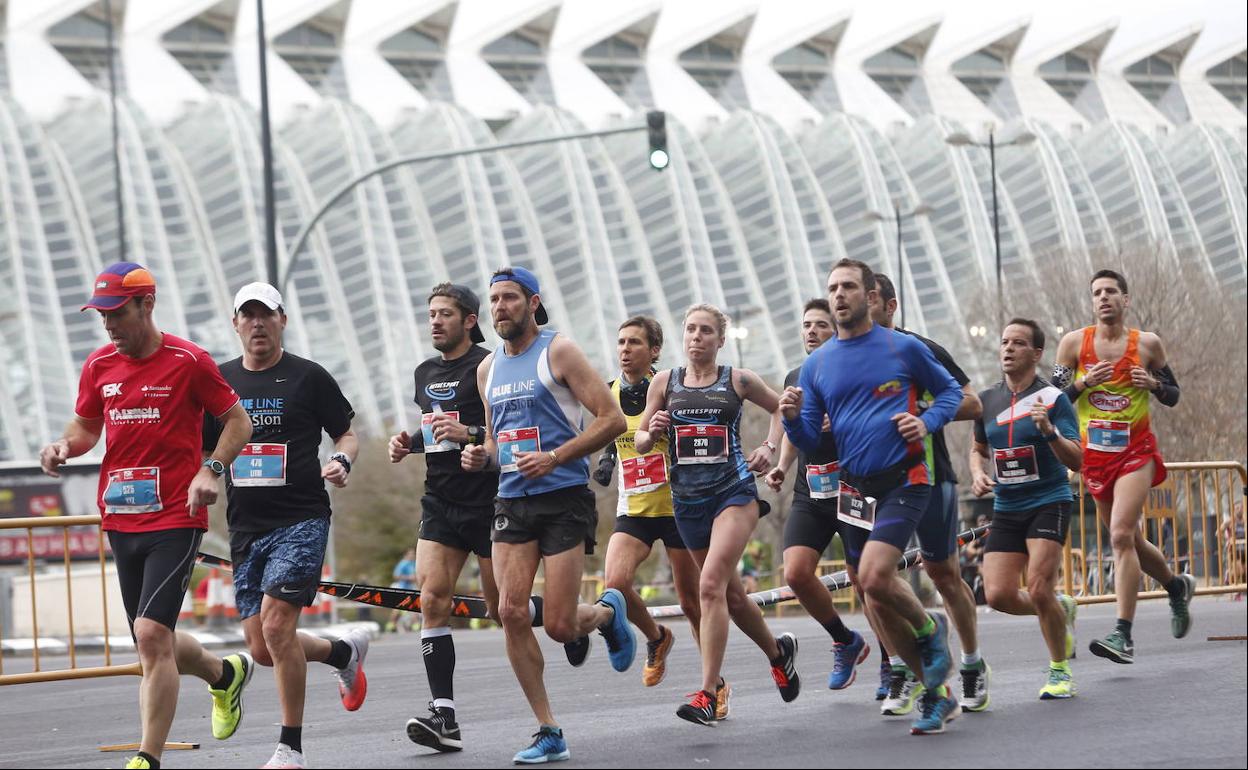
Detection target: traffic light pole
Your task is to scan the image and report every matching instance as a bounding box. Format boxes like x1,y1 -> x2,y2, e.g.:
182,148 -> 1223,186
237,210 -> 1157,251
279,121 -> 654,294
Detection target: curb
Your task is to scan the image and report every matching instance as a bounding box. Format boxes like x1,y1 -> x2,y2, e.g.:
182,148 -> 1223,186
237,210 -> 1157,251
0,621 -> 380,658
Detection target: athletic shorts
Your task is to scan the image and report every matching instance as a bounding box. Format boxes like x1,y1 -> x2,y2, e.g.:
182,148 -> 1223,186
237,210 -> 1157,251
231,517 -> 329,619
421,494 -> 493,559
613,515 -> 686,550
673,477 -> 771,552
984,502 -> 1071,553
864,484 -> 932,556
914,481 -> 959,562
783,495 -> 845,554
108,527 -> 203,634
493,486 -> 598,556
1082,431 -> 1166,499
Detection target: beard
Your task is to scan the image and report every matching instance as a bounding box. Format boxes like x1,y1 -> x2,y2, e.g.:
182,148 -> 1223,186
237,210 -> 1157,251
432,328 -> 466,352
495,311 -> 532,341
838,301 -> 869,329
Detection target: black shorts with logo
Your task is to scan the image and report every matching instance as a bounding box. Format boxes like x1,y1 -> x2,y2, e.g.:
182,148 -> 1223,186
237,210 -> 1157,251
984,502 -> 1072,553
421,494 -> 493,560
613,515 -> 686,550
492,485 -> 598,556
783,495 -> 846,554
108,527 -> 203,635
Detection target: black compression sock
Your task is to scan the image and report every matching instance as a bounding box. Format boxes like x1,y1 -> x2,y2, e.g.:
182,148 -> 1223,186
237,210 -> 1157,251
1164,576 -> 1185,599
422,628 -> 456,702
324,638 -> 353,670
821,615 -> 854,645
137,751 -> 160,769
529,595 -> 544,627
1116,618 -> 1134,641
211,661 -> 234,691
279,725 -> 302,754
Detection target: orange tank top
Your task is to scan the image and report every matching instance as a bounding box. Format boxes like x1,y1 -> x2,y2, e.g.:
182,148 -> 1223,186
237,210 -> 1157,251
1075,326 -> 1152,452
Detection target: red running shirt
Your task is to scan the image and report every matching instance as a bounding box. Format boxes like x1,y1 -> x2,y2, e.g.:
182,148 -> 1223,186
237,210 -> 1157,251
75,334 -> 239,533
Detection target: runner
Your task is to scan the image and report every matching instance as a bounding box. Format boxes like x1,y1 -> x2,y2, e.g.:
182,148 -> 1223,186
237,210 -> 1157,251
764,299 -> 871,692
461,267 -> 634,764
591,316 -> 713,701
781,259 -> 961,736
635,303 -> 799,727
970,318 -> 1082,699
387,283 -> 502,753
39,262 -> 253,770
206,282 -> 367,769
1053,269 -> 1193,663
869,274 -> 989,714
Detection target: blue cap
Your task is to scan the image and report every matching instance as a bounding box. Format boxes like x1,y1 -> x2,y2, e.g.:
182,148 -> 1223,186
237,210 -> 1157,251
490,266 -> 549,325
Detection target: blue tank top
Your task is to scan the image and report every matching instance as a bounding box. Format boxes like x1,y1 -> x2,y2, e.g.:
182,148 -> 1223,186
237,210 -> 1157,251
665,366 -> 750,500
486,330 -> 588,498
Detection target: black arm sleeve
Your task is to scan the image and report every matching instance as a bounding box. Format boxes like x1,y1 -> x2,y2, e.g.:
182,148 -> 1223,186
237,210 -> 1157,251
1152,365 -> 1180,407
593,442 -> 618,486
1062,382 -> 1081,402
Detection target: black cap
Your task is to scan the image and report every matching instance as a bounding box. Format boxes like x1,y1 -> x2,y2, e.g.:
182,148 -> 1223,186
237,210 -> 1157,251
434,284 -> 486,343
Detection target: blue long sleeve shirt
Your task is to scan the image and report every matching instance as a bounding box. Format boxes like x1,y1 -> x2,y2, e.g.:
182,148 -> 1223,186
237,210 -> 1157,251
783,324 -> 962,481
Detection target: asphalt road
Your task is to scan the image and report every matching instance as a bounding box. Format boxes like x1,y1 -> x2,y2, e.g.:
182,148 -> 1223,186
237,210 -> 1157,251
1,598 -> 1244,768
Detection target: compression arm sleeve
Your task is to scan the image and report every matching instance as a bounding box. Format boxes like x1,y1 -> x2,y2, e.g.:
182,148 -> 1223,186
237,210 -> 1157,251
1151,365 -> 1180,407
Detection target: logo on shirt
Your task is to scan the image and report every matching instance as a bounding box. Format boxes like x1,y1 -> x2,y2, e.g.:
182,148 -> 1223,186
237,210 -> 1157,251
109,407 -> 161,423
425,381 -> 460,401
491,380 -> 535,400
141,385 -> 172,399
874,380 -> 904,398
101,383 -> 123,398
673,409 -> 719,424
241,397 -> 285,428
1089,391 -> 1131,412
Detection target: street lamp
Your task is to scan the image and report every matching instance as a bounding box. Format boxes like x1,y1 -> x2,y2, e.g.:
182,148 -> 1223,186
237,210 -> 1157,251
945,128 -> 1036,328
727,325 -> 750,368
866,201 -> 932,330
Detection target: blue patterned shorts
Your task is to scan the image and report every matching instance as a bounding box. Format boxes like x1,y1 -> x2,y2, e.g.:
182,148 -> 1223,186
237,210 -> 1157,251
229,517 -> 329,619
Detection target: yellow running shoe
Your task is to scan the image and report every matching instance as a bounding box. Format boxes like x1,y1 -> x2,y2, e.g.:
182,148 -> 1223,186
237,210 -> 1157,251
1058,594 -> 1078,660
124,756 -> 151,769
642,625 -> 675,687
1039,665 -> 1076,700
714,679 -> 732,721
210,652 -> 254,740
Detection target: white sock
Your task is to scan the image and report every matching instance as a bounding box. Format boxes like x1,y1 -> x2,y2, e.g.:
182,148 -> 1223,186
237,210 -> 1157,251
433,698 -> 456,712
961,650 -> 981,667
888,656 -> 903,667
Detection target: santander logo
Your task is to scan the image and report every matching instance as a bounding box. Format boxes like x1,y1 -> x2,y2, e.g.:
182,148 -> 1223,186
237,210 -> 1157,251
1089,391 -> 1131,412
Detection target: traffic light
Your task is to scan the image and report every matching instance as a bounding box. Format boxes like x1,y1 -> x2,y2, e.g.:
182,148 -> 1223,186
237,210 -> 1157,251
647,110 -> 669,171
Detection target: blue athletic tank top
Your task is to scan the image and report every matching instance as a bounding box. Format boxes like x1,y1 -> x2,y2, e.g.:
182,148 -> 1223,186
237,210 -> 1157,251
486,330 -> 588,498
665,366 -> 750,500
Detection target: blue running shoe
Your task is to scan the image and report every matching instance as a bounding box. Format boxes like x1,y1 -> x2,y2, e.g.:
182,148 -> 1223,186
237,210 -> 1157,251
910,688 -> 960,735
916,612 -> 952,690
828,631 -> 869,690
513,726 -> 570,764
596,588 -> 636,672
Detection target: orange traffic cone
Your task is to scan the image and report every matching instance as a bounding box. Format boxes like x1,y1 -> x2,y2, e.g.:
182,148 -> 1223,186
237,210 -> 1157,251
206,568 -> 226,628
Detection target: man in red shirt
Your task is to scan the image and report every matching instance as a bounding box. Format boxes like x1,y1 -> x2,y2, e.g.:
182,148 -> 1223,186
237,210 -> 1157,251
39,262 -> 253,770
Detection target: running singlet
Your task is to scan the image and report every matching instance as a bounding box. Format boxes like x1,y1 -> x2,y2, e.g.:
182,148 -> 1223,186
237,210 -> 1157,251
1075,327 -> 1152,454
784,365 -> 839,501
413,345 -> 498,508
485,330 -> 588,498
612,378 -> 674,518
974,380 -> 1079,512
75,334 -> 240,533
665,366 -> 751,500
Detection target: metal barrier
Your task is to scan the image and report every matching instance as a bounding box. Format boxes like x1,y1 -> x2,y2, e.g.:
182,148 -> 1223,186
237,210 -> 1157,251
0,515 -> 140,686
1065,461 -> 1248,602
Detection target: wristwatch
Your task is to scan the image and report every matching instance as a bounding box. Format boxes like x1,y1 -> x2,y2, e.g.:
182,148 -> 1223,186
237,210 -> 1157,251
1043,431 -> 1060,442
467,425 -> 483,445
202,458 -> 226,477
329,452 -> 352,473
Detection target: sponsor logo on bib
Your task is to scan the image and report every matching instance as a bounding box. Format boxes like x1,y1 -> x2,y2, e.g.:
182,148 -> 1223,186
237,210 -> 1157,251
1089,391 -> 1131,412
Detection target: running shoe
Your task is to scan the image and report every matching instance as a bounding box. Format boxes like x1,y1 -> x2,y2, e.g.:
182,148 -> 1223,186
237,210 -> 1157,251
714,679 -> 732,720
595,588 -> 636,672
513,726 -> 570,764
261,743 -> 307,768
959,659 -> 990,712
881,667 -> 924,716
642,625 -> 675,687
124,757 -> 151,769
770,632 -> 801,702
677,690 -> 718,727
875,662 -> 892,701
1088,628 -> 1134,664
915,612 -> 952,690
564,636 -> 590,667
209,651 -> 253,740
1039,665 -> 1076,700
335,627 -> 370,711
910,687 -> 960,735
1169,574 -> 1197,639
828,631 -> 869,690
1058,593 -> 1078,660
407,703 -> 464,753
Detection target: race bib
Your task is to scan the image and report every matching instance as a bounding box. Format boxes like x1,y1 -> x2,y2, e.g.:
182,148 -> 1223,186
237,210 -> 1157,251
805,462 -> 840,500
1087,419 -> 1130,453
103,467 -> 162,514
621,454 -> 669,495
674,425 -> 729,465
231,443 -> 288,487
993,445 -> 1039,485
837,481 -> 876,530
498,427 -> 540,473
421,410 -> 461,454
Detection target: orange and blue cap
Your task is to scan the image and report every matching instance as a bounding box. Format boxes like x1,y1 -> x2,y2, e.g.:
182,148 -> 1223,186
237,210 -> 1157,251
81,262 -> 157,311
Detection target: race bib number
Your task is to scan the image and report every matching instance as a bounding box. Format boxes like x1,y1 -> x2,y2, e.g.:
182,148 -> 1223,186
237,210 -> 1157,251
621,453 -> 669,495
674,425 -> 729,465
805,462 -> 840,500
421,410 -> 461,454
993,445 -> 1039,485
1087,419 -> 1130,453
231,443 -> 288,487
498,427 -> 540,473
103,467 -> 162,514
837,481 -> 876,531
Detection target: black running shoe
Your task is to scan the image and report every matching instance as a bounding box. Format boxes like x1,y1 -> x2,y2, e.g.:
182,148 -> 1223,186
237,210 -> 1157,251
406,704 -> 463,753
564,635 -> 590,667
769,633 -> 801,703
676,690 -> 718,727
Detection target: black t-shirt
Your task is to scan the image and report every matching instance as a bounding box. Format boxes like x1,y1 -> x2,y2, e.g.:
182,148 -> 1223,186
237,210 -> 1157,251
413,345 -> 498,508
900,330 -> 969,485
204,352 -> 354,534
785,366 -> 839,499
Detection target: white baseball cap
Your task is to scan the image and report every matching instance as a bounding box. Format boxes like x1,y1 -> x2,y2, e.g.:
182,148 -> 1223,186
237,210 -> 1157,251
233,282 -> 284,313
